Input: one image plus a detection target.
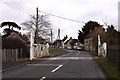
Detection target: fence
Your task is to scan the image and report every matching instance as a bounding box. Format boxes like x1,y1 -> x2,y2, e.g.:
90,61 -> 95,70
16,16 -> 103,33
107,49 -> 120,68
2,49 -> 18,62
107,50 -> 120,68
33,43 -> 49,58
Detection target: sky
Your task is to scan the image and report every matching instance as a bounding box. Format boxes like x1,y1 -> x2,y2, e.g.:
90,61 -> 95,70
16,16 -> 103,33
0,0 -> 119,40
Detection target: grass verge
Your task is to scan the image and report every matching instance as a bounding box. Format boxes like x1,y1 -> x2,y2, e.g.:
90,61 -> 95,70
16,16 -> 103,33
96,57 -> 120,79
49,48 -> 66,54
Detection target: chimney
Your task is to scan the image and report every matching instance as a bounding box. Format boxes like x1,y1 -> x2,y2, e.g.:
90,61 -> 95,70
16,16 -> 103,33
70,37 -> 72,40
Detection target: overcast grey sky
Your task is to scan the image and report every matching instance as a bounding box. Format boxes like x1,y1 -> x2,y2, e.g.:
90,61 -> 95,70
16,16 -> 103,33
0,0 -> 119,40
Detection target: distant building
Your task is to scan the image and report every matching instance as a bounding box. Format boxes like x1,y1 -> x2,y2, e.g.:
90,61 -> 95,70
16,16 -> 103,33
52,39 -> 62,48
64,37 -> 81,49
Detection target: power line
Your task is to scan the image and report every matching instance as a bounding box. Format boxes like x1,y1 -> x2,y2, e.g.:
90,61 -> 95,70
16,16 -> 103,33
0,0 -> 33,15
38,10 -> 84,23
1,0 -> 85,23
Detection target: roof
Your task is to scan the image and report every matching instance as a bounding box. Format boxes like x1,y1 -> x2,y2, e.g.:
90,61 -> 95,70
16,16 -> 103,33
64,37 -> 72,44
64,38 -> 78,44
6,32 -> 29,43
85,26 -> 105,39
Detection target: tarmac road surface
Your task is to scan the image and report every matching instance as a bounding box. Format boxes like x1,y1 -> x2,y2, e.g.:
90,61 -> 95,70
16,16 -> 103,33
2,50 -> 106,80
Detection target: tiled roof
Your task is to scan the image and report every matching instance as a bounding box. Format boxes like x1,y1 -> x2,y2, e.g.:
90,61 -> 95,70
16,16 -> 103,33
85,26 -> 104,39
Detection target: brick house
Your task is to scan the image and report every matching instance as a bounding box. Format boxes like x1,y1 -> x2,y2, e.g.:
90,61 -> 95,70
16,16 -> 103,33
84,25 -> 105,51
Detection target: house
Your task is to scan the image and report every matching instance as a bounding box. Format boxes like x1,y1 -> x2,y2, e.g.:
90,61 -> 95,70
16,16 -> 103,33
84,25 -> 105,51
64,37 -> 80,49
52,39 -> 62,48
64,37 -> 73,49
2,32 -> 29,58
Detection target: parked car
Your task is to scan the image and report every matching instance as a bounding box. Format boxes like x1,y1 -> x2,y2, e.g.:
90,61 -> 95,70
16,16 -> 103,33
76,46 -> 82,50
73,46 -> 77,49
67,46 -> 72,50
73,45 -> 82,50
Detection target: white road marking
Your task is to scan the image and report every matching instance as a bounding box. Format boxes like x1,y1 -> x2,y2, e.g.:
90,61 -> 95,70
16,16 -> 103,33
40,76 -> 46,80
77,52 -> 80,55
52,65 -> 63,73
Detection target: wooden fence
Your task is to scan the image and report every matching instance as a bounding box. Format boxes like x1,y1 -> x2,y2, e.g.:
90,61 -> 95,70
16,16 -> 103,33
34,44 -> 49,58
2,49 -> 18,62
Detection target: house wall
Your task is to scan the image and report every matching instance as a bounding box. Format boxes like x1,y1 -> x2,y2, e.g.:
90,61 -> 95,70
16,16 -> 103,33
66,42 -> 72,49
84,26 -> 105,52
84,38 -> 89,51
84,37 -> 95,51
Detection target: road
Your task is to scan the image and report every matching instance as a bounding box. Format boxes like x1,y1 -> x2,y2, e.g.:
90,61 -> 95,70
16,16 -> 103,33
2,50 -> 106,80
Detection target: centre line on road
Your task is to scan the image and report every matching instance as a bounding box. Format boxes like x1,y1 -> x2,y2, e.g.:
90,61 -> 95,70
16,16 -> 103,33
52,65 -> 63,73
77,51 -> 80,55
40,76 -> 46,80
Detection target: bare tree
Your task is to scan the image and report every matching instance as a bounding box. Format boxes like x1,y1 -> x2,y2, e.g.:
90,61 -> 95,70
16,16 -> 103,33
21,14 -> 51,43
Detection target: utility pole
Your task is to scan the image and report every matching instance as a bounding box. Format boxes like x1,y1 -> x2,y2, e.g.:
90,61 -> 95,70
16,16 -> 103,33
30,7 -> 38,60
35,7 -> 39,43
51,30 -> 53,43
56,28 -> 60,40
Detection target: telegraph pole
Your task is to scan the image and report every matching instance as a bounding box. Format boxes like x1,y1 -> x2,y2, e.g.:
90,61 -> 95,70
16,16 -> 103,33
56,28 -> 60,40
51,30 -> 53,43
35,7 -> 39,43
30,7 -> 38,60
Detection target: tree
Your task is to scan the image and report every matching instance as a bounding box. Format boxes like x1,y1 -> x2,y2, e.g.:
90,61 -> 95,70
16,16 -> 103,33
0,21 -> 21,37
78,21 -> 100,44
22,14 -> 51,43
82,21 -> 100,37
78,30 -> 84,44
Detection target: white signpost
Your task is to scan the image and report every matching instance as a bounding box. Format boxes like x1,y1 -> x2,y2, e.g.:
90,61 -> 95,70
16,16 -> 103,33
98,34 -> 107,58
98,34 -> 101,56
30,30 -> 34,60
103,42 -> 107,58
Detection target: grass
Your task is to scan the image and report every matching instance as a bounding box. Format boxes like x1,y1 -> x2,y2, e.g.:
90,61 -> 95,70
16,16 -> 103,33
96,57 -> 120,79
49,48 -> 66,54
